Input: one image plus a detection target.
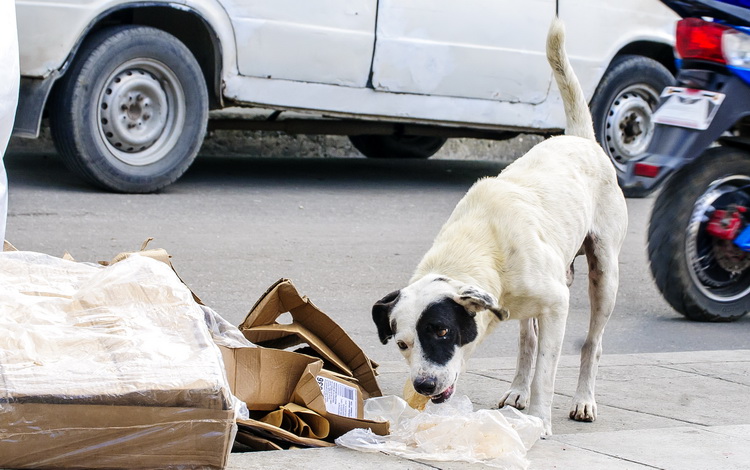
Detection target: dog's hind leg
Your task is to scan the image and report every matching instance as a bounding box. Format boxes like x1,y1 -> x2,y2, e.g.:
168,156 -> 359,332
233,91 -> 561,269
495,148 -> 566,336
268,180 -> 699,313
570,234 -> 620,422
499,317 -> 537,410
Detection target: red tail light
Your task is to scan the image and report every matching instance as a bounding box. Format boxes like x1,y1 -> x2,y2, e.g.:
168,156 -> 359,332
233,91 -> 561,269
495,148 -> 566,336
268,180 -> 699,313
676,17 -> 731,64
634,163 -> 661,178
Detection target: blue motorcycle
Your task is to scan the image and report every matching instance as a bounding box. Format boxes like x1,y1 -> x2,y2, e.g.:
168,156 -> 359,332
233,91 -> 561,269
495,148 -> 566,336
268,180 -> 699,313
623,0 -> 750,321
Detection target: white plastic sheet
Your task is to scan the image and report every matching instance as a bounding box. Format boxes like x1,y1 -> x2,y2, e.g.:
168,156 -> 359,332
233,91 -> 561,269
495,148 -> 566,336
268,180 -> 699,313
336,395 -> 543,469
0,251 -> 232,406
0,0 -> 19,243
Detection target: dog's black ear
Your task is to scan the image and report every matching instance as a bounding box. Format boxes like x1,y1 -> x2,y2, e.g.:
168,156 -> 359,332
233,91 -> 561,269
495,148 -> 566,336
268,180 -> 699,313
453,285 -> 510,321
372,290 -> 400,344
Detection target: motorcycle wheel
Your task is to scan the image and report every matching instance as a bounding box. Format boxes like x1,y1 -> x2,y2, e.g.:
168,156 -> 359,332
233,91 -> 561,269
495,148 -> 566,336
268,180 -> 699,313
648,146 -> 750,321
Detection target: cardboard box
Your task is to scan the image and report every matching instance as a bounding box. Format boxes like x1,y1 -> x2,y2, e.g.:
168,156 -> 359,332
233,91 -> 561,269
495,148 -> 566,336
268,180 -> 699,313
222,279 -> 390,449
0,242 -> 387,460
240,279 -> 381,399
221,346 -> 389,449
0,249 -> 236,469
1,403 -> 234,469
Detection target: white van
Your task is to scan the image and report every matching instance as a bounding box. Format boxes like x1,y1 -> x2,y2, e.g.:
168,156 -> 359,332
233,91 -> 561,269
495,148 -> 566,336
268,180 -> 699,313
13,0 -> 678,192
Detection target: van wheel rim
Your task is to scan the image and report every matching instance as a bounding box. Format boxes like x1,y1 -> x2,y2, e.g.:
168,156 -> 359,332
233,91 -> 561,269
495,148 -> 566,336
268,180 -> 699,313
604,84 -> 660,172
98,59 -> 185,166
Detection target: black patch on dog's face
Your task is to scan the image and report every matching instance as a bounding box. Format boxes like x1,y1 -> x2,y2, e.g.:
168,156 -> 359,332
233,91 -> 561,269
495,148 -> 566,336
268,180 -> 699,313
416,298 -> 478,365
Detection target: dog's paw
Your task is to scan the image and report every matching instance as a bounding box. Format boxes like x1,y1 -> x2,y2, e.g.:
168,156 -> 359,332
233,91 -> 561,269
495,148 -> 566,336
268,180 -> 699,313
528,405 -> 553,437
498,388 -> 530,410
569,400 -> 597,422
540,420 -> 553,438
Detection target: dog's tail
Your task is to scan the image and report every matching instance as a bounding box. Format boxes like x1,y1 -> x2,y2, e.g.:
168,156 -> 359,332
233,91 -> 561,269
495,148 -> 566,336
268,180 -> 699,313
546,17 -> 596,141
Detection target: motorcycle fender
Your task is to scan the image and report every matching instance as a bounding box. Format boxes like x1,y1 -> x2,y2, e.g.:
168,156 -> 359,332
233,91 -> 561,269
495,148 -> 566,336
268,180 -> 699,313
622,74 -> 750,193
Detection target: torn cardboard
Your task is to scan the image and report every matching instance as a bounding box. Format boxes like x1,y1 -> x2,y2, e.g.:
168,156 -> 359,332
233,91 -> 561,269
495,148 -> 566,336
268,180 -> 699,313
217,279 -> 389,449
221,345 -> 389,449
240,278 -> 381,398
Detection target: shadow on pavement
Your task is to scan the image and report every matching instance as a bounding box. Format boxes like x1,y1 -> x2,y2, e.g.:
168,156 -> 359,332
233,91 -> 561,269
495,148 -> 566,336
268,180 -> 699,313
5,151 -> 508,194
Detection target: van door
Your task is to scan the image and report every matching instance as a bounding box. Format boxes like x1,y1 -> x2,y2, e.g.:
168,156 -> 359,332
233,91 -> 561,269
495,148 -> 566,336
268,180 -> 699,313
222,0 -> 376,88
371,0 -> 556,103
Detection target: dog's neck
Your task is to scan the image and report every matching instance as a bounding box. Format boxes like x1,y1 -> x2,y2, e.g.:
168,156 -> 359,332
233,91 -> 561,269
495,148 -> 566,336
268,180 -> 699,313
406,253 -> 506,340
412,241 -> 504,301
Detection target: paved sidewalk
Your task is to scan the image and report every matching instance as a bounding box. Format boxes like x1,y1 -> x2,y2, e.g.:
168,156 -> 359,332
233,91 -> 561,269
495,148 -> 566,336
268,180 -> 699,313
227,350 -> 750,469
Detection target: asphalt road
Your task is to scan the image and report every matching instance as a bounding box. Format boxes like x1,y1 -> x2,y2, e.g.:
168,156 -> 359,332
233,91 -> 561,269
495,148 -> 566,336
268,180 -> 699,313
4,147 -> 750,365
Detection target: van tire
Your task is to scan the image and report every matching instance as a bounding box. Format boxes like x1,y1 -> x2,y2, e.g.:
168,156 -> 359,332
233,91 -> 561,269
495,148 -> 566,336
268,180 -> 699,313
590,55 -> 674,198
50,25 -> 207,193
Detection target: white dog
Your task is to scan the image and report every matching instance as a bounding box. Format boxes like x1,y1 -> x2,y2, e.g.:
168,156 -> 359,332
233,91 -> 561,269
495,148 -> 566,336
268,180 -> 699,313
372,18 -> 628,436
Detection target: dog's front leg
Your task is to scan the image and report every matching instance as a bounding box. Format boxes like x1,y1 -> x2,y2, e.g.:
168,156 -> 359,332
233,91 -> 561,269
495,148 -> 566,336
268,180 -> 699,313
528,304 -> 568,437
499,317 -> 537,410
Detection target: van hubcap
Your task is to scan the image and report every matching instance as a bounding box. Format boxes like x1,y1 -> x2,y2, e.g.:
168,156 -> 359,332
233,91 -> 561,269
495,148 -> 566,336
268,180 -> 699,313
605,85 -> 660,171
97,59 -> 185,166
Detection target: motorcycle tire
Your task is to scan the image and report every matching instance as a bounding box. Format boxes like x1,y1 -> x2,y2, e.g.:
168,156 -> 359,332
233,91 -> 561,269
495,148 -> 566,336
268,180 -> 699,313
648,146 -> 750,321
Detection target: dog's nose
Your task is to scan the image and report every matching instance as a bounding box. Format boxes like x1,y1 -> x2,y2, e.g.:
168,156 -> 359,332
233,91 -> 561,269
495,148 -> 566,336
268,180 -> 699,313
413,376 -> 437,395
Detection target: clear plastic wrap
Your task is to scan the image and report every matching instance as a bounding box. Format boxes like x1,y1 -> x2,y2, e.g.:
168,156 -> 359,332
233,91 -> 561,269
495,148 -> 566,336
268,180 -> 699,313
0,250 -> 237,469
201,303 -> 255,350
336,395 -> 544,469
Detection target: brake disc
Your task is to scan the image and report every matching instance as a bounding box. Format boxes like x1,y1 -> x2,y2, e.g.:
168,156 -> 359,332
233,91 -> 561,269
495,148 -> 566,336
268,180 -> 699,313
712,238 -> 750,274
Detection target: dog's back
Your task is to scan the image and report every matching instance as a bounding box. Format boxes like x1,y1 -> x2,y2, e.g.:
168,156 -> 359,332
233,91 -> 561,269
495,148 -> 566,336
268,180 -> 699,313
413,17 -> 626,288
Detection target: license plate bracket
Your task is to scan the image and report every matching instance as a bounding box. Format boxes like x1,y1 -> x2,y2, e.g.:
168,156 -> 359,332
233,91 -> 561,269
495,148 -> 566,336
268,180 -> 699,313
652,86 -> 725,130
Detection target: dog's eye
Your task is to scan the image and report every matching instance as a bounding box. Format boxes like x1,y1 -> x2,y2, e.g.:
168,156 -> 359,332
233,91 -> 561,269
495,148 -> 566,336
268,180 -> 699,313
396,340 -> 408,350
436,328 -> 448,338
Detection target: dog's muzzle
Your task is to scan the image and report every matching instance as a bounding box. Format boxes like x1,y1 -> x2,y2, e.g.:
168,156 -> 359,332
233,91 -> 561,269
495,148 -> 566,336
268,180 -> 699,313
414,376 -> 455,403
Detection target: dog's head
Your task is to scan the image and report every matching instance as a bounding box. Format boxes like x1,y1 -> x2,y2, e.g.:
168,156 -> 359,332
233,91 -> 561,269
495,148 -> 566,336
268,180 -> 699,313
372,274 -> 509,404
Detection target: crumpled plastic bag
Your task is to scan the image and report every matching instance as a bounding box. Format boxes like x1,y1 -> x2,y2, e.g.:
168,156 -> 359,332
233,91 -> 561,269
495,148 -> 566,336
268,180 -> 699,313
335,395 -> 543,469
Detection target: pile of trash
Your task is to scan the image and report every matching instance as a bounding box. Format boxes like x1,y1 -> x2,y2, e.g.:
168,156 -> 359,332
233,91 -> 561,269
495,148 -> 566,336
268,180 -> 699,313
0,243 -> 542,469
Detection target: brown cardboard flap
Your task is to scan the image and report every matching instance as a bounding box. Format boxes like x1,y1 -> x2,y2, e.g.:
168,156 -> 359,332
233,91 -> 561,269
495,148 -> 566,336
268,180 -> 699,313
221,346 -> 389,442
108,245 -> 205,305
326,412 -> 390,438
234,430 -> 284,451
221,346 -> 320,411
293,362 -> 329,416
317,369 -> 364,419
258,403 -> 330,439
295,368 -> 389,437
246,323 -> 353,376
240,279 -> 381,398
236,418 -> 334,448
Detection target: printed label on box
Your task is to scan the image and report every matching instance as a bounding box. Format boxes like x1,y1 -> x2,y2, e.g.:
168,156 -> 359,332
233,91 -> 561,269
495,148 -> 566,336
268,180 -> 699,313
316,376 -> 357,418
